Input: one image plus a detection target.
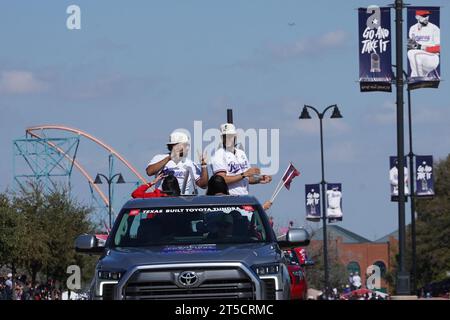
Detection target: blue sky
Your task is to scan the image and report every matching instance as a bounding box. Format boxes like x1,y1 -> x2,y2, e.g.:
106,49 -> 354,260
1,0 -> 449,240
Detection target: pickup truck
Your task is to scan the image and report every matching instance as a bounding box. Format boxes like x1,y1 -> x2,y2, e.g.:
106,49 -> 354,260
75,195 -> 310,300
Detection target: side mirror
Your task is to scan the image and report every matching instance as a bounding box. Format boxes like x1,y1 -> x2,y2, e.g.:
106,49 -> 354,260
278,228 -> 310,250
75,234 -> 104,254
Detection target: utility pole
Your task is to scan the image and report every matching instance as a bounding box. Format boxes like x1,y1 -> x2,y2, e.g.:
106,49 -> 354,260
394,0 -> 411,295
406,76 -> 417,294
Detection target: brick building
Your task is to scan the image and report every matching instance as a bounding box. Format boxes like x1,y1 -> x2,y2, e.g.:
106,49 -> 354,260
310,225 -> 399,292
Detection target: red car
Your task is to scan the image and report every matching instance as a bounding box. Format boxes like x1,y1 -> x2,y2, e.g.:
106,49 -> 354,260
284,249 -> 308,300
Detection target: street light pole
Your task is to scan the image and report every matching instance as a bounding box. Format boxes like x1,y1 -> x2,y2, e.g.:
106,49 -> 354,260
318,113 -> 330,291
394,0 -> 410,295
403,70 -> 417,294
405,70 -> 417,294
108,179 -> 113,229
393,64 -> 417,295
94,172 -> 125,230
300,104 -> 342,291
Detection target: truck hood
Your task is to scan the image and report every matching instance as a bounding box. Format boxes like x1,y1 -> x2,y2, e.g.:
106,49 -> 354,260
98,243 -> 281,271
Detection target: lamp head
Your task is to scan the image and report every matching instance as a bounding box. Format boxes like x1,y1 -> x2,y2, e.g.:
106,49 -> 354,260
94,174 -> 102,184
330,105 -> 343,119
299,106 -> 312,119
116,174 -> 125,184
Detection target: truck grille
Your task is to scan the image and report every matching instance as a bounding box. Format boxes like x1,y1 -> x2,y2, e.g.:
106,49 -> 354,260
102,283 -> 115,300
262,279 -> 276,300
123,267 -> 256,300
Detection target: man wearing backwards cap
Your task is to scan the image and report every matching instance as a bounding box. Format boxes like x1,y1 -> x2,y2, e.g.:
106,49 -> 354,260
146,130 -> 208,195
407,9 -> 440,78
211,123 -> 272,195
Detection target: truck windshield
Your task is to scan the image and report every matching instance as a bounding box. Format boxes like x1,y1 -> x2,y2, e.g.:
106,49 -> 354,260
112,205 -> 269,247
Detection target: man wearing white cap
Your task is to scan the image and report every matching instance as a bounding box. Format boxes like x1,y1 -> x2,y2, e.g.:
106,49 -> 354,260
211,123 -> 272,195
146,131 -> 208,194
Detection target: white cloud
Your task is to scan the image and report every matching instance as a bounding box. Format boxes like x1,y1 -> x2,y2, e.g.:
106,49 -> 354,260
318,30 -> 347,47
365,100 -> 396,125
231,30 -> 348,70
0,70 -> 49,94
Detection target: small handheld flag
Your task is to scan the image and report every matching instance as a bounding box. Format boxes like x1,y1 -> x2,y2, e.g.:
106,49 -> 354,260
270,162 -> 301,203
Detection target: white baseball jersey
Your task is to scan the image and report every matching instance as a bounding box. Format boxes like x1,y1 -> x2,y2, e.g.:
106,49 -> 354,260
147,154 -> 201,195
409,22 -> 440,50
389,166 -> 410,195
326,189 -> 342,218
211,148 -> 250,195
408,22 -> 440,77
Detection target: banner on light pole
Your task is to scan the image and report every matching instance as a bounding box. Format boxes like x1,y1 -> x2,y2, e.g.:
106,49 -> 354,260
415,155 -> 435,197
358,6 -> 393,92
407,6 -> 441,90
327,183 -> 343,223
389,156 -> 410,201
305,184 -> 321,221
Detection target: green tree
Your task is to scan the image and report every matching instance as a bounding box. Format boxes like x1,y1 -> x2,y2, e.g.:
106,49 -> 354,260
41,189 -> 96,286
10,183 -> 52,283
412,154 -> 450,288
0,193 -> 26,273
1,182 -> 98,288
305,233 -> 348,290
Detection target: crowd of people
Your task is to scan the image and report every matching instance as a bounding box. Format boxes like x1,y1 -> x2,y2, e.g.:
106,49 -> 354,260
0,273 -> 62,300
317,287 -> 388,300
315,272 -> 389,300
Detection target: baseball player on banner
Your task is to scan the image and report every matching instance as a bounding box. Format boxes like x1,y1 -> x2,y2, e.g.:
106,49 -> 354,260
407,9 -> 440,79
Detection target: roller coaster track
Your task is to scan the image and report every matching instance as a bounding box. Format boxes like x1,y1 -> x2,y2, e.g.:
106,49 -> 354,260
26,125 -> 147,206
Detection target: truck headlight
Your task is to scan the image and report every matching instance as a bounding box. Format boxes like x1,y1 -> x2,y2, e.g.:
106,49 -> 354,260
252,264 -> 280,276
97,270 -> 124,281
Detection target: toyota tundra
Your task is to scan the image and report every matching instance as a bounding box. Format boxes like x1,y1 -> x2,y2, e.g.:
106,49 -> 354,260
75,195 -> 310,300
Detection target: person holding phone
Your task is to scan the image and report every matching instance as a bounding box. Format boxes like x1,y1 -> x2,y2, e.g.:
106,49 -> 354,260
146,130 -> 208,195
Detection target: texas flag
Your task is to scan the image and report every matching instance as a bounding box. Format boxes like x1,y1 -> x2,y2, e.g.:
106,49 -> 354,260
282,163 -> 300,190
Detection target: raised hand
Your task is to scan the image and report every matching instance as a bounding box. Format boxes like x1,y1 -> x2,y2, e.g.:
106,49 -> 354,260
263,201 -> 272,210
151,173 -> 165,185
197,149 -> 208,165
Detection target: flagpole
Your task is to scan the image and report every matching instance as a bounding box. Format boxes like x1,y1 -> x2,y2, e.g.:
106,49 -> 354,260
270,169 -> 296,203
270,179 -> 284,202
270,163 -> 292,201
270,180 -> 286,203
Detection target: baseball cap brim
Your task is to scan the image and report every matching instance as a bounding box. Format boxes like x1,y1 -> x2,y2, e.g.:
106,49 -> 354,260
416,10 -> 431,16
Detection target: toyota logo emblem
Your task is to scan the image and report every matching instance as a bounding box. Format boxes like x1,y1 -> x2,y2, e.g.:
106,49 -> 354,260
178,271 -> 199,287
